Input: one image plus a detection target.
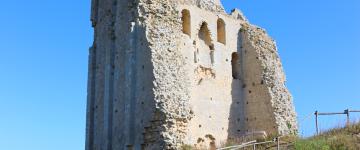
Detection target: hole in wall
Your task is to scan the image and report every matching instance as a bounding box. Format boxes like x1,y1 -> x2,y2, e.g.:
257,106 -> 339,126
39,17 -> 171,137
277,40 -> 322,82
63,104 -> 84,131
181,9 -> 191,36
209,44 -> 214,50
197,138 -> 204,143
210,50 -> 214,64
242,84 -> 246,88
217,18 -> 226,44
199,22 -> 212,46
190,110 -> 194,114
194,51 -> 198,63
231,52 -> 241,79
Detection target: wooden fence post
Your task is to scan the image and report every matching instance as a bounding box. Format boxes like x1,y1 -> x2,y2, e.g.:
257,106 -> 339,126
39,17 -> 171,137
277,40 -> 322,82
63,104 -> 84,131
315,111 -> 319,135
345,109 -> 350,126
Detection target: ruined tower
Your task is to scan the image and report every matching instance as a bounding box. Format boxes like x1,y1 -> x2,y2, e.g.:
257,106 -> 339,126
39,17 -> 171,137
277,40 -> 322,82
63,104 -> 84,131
85,0 -> 298,149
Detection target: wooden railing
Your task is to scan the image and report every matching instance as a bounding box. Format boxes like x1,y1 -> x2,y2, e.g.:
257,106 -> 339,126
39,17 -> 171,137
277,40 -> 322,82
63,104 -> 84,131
314,109 -> 360,135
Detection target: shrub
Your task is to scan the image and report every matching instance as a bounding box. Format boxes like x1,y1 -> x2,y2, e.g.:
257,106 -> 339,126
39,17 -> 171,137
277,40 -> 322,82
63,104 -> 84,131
294,138 -> 330,150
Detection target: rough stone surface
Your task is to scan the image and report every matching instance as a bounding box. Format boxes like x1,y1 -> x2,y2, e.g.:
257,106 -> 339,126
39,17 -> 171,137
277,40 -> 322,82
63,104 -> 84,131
85,0 -> 298,149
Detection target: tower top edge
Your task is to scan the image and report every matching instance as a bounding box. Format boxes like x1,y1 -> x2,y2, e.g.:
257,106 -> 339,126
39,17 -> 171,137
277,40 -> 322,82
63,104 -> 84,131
177,0 -> 225,12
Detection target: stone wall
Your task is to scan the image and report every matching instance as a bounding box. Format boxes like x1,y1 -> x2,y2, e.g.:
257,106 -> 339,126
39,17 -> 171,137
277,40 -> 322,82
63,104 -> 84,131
239,24 -> 298,136
87,0 -> 158,149
85,0 -> 297,149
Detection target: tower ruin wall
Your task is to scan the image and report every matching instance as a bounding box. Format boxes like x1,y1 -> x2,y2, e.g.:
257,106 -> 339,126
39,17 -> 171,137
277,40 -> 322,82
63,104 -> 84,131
86,0 -> 298,149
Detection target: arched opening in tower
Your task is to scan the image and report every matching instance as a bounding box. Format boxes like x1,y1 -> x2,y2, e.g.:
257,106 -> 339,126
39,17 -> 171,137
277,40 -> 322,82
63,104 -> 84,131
232,52 -> 241,79
181,9 -> 191,36
217,18 -> 226,44
198,22 -> 212,46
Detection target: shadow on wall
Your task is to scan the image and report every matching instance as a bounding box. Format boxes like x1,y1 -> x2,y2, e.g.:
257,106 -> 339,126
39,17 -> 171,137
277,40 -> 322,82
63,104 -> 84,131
132,23 -> 158,149
117,22 -> 157,149
227,27 -> 279,140
227,30 -> 246,140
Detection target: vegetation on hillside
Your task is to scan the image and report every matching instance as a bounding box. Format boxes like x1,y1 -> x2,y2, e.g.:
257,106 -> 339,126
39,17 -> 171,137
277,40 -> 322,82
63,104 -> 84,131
294,123 -> 360,150
181,123 -> 360,150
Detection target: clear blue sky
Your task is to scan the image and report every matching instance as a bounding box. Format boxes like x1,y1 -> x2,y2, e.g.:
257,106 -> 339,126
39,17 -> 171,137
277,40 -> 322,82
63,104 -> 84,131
0,0 -> 359,150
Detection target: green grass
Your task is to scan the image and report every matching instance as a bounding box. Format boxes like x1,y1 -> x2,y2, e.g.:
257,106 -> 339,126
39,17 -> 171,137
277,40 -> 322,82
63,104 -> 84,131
181,123 -> 360,150
294,123 -> 360,150
294,138 -> 330,150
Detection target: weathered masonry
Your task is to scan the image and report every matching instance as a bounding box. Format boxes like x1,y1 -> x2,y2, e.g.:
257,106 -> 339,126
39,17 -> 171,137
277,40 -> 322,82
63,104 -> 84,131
85,0 -> 298,149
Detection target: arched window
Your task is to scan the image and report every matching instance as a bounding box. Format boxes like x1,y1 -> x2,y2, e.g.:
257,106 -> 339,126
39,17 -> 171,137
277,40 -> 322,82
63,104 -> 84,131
199,22 -> 212,46
232,52 -> 241,79
217,18 -> 226,44
181,9 -> 191,36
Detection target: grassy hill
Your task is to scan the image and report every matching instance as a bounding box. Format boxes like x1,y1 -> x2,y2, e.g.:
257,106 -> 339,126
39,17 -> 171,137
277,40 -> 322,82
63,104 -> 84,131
294,123 -> 360,150
182,123 -> 360,150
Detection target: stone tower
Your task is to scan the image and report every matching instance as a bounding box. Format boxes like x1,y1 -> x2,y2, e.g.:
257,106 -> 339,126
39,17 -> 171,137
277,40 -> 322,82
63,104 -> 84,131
85,0 -> 297,149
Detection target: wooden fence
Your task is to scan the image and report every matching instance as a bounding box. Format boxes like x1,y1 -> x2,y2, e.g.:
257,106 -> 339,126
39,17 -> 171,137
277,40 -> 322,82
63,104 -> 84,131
314,109 -> 360,135
218,136 -> 287,150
